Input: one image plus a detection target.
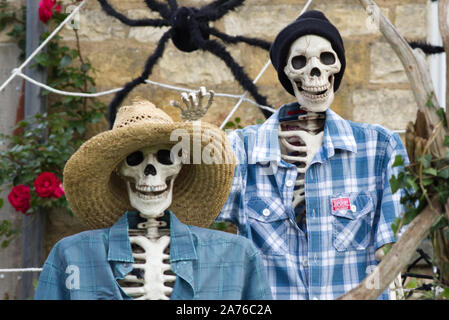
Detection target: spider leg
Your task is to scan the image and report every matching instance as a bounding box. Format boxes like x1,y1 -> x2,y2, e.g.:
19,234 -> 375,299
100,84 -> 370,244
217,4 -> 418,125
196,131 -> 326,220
99,0 -> 169,27
107,30 -> 172,127
167,0 -> 178,12
200,38 -> 272,118
144,0 -> 172,21
197,0 -> 245,22
206,26 -> 271,51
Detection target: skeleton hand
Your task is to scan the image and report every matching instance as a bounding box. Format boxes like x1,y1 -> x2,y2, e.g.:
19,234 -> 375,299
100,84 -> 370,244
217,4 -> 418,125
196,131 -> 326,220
170,86 -> 214,121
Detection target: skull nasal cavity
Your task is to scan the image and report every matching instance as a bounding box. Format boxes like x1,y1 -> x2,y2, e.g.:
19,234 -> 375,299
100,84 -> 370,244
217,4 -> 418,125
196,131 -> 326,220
144,164 -> 157,176
311,67 -> 321,77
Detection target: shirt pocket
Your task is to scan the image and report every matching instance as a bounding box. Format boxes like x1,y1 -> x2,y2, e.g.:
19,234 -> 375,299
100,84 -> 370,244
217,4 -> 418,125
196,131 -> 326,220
330,192 -> 374,252
246,196 -> 289,255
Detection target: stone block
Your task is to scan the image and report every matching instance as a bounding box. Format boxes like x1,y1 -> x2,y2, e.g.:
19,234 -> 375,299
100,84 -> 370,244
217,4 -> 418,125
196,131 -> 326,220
370,42 -> 408,84
159,44 -> 242,85
127,9 -> 170,43
343,39 -> 371,86
313,2 -> 390,37
352,89 -> 418,131
223,4 -> 305,39
59,9 -> 128,42
395,4 -> 427,40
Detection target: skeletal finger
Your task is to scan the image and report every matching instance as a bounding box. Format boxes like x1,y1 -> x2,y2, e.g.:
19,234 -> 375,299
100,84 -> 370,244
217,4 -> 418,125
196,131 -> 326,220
198,86 -> 208,106
170,100 -> 184,111
189,91 -> 198,108
181,92 -> 190,107
204,90 -> 215,111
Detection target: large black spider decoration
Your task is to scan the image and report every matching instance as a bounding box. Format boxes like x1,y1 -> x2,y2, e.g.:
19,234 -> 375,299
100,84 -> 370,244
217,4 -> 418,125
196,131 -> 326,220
98,0 -> 273,127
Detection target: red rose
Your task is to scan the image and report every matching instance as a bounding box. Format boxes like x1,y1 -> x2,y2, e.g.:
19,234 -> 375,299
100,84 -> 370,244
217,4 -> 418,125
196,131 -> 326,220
51,183 -> 65,199
34,172 -> 61,198
8,185 -> 31,214
38,0 -> 61,24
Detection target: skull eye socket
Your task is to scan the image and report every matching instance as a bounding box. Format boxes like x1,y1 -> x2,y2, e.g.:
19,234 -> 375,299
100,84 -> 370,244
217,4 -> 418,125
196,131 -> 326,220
126,151 -> 144,166
157,149 -> 173,165
291,55 -> 307,70
320,52 -> 336,65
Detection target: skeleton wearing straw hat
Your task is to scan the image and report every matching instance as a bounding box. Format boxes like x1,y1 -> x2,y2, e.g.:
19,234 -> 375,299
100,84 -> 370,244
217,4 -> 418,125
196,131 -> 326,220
215,10 -> 409,300
34,92 -> 272,300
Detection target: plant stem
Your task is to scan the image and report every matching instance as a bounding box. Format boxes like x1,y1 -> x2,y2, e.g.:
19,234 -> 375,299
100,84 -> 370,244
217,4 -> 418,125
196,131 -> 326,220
73,28 -> 88,112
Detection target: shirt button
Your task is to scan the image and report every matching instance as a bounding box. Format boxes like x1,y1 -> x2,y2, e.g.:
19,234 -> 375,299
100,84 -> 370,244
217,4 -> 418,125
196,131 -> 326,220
286,180 -> 293,187
351,205 -> 357,213
302,259 -> 308,267
262,209 -> 270,216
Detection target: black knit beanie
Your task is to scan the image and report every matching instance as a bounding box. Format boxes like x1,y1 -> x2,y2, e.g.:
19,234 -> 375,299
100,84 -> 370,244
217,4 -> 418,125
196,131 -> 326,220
270,10 -> 346,96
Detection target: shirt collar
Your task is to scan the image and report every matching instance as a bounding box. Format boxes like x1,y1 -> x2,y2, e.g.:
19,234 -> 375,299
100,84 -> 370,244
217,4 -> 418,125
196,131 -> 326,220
250,102 -> 357,165
168,211 -> 198,262
107,210 -> 197,263
108,212 -> 133,262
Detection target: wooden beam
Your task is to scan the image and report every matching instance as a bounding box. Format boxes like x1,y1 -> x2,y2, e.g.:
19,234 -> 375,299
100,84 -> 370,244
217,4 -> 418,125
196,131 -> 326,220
20,0 -> 47,300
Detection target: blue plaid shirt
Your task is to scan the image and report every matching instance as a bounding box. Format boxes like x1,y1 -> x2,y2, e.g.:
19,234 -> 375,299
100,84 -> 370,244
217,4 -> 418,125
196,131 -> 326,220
35,211 -> 272,300
216,102 -> 408,300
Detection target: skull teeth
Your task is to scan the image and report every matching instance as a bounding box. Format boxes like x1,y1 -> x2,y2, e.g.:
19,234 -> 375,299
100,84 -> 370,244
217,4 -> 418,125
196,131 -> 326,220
295,82 -> 331,100
137,184 -> 167,192
131,183 -> 169,200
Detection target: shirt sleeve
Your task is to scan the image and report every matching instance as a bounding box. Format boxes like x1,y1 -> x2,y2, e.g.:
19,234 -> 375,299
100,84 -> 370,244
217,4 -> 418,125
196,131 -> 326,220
34,243 -> 70,300
215,129 -> 248,234
374,132 -> 409,251
242,247 -> 273,300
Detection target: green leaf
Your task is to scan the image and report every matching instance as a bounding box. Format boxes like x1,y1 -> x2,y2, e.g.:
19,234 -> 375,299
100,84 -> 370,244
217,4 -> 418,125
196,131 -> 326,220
59,55 -> 72,69
406,177 -> 419,192
390,176 -> 401,194
392,155 -> 404,168
81,63 -> 91,73
438,168 -> 449,179
422,178 -> 433,186
235,117 -> 241,123
0,198 -> 3,209
391,217 -> 401,235
444,135 -> 449,148
430,215 -> 448,233
403,209 -> 418,225
33,52 -> 50,67
406,277 -> 418,289
423,168 -> 438,176
436,108 -> 446,123
423,154 -> 432,169
442,288 -> 449,299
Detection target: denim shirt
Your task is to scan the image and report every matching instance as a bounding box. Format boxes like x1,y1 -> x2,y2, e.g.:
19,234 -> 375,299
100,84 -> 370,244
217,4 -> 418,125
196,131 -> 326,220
216,103 -> 409,300
35,211 -> 272,300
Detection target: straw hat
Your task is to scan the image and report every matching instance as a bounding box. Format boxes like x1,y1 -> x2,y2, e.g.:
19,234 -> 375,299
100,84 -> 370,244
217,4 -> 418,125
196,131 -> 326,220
63,99 -> 236,229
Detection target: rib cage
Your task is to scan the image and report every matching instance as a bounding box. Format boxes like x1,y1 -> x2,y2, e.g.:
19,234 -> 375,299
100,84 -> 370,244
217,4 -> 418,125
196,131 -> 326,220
278,113 -> 325,227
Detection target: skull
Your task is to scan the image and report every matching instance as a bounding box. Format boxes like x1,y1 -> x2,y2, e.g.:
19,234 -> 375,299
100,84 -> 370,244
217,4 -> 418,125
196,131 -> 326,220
118,145 -> 182,218
284,35 -> 341,112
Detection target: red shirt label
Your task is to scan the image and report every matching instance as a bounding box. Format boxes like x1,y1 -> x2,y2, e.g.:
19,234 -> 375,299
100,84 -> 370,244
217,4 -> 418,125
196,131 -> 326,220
332,197 -> 351,212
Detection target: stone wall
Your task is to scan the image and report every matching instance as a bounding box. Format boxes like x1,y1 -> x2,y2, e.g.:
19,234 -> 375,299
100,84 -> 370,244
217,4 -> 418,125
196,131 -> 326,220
57,0 -> 428,132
